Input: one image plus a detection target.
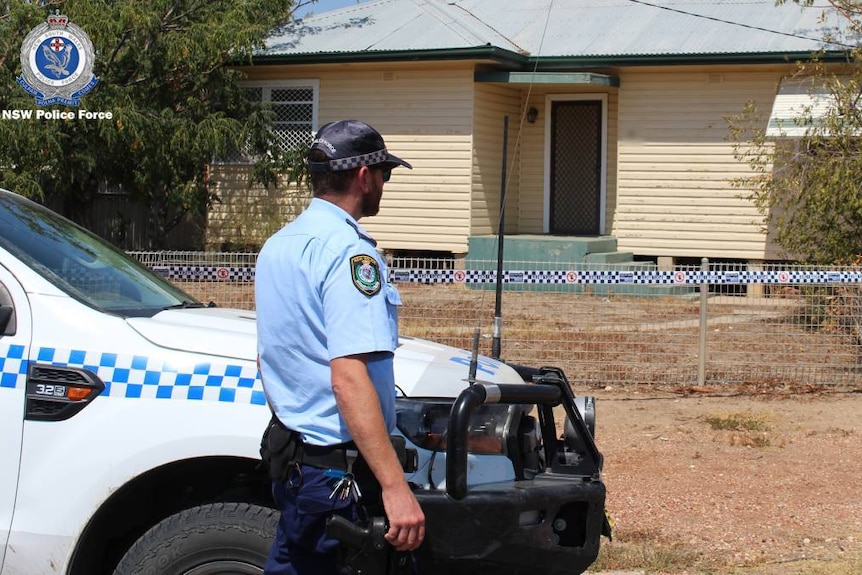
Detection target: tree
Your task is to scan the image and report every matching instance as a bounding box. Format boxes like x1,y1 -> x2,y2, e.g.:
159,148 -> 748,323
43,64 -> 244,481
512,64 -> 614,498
727,0 -> 862,264
0,0 -> 298,248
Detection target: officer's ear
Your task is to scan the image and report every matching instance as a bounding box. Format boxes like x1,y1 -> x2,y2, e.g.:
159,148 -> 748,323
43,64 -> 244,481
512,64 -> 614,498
357,165 -> 375,192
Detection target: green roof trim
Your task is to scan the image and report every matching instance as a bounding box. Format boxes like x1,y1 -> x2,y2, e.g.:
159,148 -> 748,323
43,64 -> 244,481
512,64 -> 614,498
475,71 -> 620,87
252,46 -> 849,69
252,46 -> 526,68
530,51 -> 850,68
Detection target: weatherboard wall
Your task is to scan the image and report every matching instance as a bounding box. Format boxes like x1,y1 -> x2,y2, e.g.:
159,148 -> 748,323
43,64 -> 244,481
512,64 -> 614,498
221,62 -> 477,253
471,82 -> 523,239
613,66 -> 784,260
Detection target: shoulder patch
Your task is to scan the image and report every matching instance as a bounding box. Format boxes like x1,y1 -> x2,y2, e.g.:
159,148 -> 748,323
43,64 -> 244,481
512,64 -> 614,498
350,255 -> 382,296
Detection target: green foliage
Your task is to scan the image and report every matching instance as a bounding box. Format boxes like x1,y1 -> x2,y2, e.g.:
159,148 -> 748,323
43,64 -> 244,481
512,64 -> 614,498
727,1 -> 862,264
0,0 -> 301,247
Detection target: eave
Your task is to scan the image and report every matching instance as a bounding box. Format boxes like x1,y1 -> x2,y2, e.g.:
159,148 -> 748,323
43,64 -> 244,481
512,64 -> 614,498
530,51 -> 852,69
251,45 -> 851,71
251,46 -> 528,69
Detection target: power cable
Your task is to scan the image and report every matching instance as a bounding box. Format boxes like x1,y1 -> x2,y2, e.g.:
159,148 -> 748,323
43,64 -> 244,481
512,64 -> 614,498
625,0 -> 855,49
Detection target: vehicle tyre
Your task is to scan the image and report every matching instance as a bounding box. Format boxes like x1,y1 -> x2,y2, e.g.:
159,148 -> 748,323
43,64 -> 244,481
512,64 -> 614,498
113,502 -> 277,575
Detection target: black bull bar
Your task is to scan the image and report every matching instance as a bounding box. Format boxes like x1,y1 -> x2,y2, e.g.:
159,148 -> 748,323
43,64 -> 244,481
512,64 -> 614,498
329,376 -> 608,575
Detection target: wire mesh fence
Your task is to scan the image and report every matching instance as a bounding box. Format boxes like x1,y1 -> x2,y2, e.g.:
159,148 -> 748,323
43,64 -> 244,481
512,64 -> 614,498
131,251 -> 862,389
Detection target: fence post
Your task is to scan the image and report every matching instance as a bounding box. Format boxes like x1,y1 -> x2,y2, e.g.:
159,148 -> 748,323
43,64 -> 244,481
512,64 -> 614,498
698,257 -> 709,386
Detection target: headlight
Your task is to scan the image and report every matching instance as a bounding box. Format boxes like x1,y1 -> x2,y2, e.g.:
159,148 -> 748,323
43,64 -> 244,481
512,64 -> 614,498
395,398 -> 518,455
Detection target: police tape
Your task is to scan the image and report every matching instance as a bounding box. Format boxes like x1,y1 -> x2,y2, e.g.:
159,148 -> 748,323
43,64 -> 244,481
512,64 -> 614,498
151,266 -> 862,286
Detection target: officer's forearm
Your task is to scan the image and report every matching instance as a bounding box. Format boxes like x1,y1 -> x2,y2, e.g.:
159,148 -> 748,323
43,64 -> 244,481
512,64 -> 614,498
330,355 -> 405,489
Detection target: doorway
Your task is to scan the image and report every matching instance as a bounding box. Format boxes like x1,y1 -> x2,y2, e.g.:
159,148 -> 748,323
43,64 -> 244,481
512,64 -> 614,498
548,99 -> 604,235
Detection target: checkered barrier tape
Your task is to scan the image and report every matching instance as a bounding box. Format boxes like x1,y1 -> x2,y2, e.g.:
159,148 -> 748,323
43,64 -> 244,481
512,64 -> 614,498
0,343 -> 266,406
389,269 -> 862,285
146,265 -> 862,285
152,265 -> 255,282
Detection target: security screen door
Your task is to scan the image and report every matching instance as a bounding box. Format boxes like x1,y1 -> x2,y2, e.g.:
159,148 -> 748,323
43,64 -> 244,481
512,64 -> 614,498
549,100 -> 602,235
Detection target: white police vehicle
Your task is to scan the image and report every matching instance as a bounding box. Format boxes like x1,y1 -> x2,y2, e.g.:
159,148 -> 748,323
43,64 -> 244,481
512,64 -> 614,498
0,188 -> 607,575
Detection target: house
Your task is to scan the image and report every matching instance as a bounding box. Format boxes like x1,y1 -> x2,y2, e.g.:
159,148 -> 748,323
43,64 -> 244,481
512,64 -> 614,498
211,0 -> 852,268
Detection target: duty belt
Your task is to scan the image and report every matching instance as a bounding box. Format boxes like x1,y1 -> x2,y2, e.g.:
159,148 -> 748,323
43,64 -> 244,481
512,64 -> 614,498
301,441 -> 357,471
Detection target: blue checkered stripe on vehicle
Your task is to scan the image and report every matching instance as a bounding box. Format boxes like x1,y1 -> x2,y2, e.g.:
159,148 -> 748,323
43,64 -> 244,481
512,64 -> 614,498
0,343 -> 28,390
25,347 -> 266,406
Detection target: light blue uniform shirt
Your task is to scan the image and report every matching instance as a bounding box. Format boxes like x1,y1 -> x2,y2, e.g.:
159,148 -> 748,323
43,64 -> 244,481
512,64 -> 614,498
255,198 -> 401,446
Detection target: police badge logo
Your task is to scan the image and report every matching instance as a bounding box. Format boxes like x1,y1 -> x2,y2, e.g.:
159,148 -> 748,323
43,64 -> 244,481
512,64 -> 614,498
350,255 -> 382,296
17,13 -> 99,106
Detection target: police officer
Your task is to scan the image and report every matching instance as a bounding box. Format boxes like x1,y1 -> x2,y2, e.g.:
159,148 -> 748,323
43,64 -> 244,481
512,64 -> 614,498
255,119 -> 425,575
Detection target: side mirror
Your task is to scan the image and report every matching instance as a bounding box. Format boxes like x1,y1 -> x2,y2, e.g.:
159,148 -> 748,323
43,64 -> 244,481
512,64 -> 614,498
0,305 -> 13,335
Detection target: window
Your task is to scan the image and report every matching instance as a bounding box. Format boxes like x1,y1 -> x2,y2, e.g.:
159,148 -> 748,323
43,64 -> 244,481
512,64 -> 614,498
224,80 -> 319,163
0,191 -> 196,318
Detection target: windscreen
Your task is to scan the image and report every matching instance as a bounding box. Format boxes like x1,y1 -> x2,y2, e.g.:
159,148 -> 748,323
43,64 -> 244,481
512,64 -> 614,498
0,190 -> 198,317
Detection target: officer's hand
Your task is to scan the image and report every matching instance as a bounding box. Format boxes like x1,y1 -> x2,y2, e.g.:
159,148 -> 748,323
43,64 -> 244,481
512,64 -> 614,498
381,482 -> 425,551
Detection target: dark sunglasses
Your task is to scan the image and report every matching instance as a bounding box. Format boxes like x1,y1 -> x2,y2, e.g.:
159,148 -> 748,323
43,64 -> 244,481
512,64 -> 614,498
372,166 -> 392,182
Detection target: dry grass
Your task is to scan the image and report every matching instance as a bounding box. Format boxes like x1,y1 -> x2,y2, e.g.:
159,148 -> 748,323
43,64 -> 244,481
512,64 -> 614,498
703,411 -> 772,432
592,527 -> 716,573
700,411 -> 774,448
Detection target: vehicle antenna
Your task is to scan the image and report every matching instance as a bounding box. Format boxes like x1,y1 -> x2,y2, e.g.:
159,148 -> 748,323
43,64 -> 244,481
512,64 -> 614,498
468,326 -> 480,385
491,116 -> 509,360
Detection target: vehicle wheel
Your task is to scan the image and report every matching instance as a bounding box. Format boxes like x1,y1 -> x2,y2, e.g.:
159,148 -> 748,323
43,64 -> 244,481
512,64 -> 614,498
113,502 -> 277,575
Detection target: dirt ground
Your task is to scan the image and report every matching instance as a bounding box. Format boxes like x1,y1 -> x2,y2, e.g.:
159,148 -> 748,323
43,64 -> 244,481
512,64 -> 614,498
589,383 -> 862,574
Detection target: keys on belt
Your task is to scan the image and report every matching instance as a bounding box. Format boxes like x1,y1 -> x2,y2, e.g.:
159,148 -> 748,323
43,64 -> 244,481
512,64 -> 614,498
327,449 -> 362,502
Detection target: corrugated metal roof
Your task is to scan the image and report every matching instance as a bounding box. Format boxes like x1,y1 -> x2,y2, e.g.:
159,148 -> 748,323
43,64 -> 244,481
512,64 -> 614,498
261,0 -> 852,60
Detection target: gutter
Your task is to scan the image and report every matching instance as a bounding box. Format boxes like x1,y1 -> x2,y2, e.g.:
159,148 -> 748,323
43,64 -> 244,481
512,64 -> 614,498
251,45 -> 852,70
251,46 -> 527,69
531,51 -> 853,69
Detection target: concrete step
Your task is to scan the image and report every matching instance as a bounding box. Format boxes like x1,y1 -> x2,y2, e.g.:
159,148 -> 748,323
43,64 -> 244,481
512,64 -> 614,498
584,251 -> 635,264
468,235 -> 620,263
464,235 -> 695,296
